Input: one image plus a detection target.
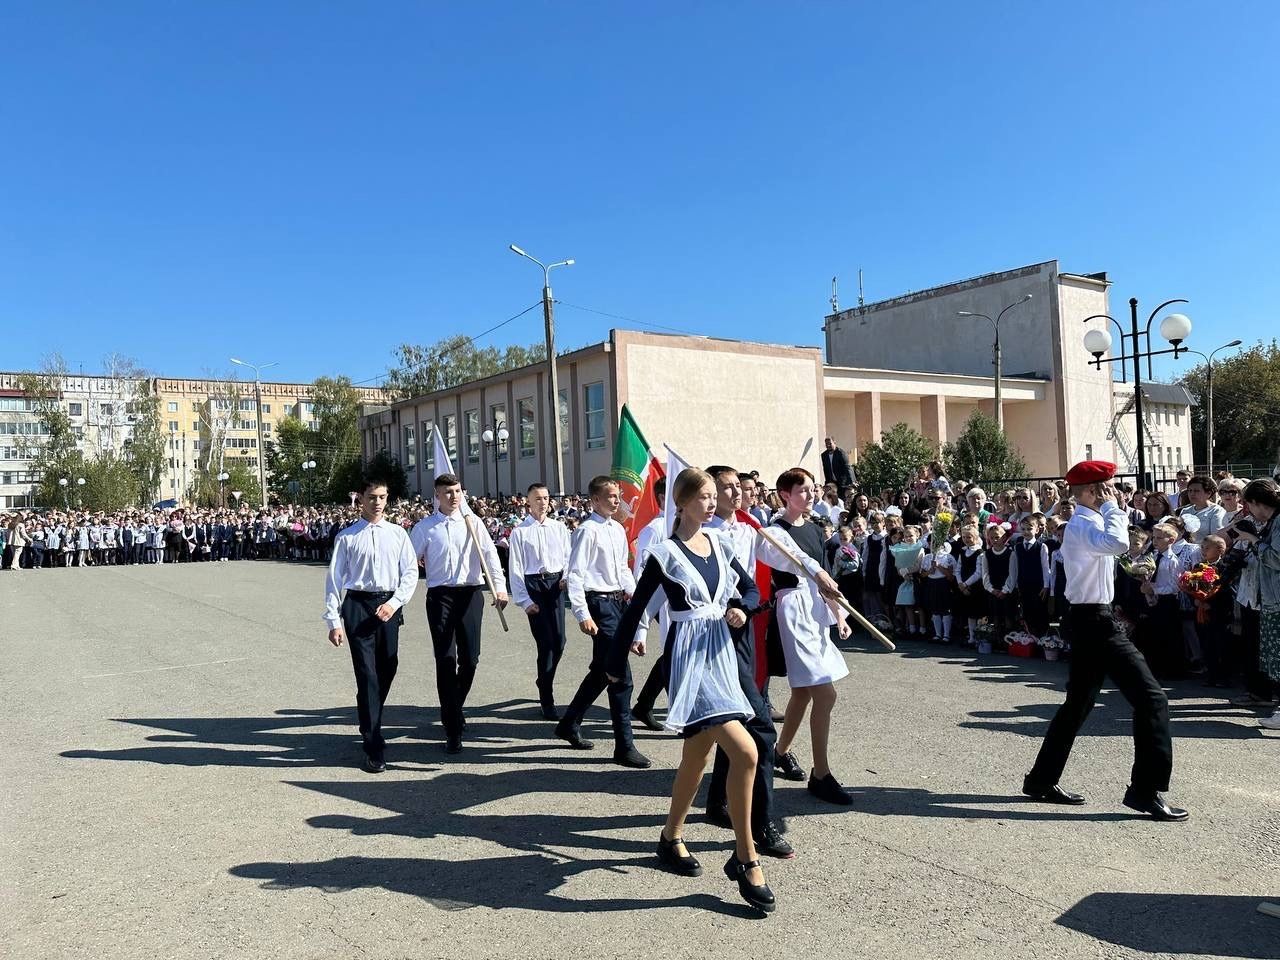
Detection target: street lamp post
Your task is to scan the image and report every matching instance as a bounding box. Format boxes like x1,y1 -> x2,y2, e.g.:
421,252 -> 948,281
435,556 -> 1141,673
1182,340 -> 1242,473
1082,297 -> 1193,489
76,476 -> 85,508
217,471 -> 230,508
481,424 -> 509,498
229,357 -> 276,509
301,459 -> 317,505
58,477 -> 69,511
509,245 -> 574,495
956,294 -> 1033,432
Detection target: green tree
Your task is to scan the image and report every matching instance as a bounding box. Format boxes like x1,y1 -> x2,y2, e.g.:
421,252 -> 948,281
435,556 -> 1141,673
190,461 -> 263,509
384,335 -> 547,400
855,423 -> 937,496
125,379 -> 167,506
312,375 -> 363,495
265,415 -> 317,500
359,450 -> 410,501
942,411 -> 1029,487
1180,340 -> 1280,470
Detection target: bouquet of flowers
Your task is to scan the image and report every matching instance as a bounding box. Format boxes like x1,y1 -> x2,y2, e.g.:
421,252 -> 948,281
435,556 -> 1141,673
1004,630 -> 1039,656
889,540 -> 925,575
1117,552 -> 1157,582
1177,563 -> 1221,624
1038,633 -> 1066,651
931,511 -> 954,550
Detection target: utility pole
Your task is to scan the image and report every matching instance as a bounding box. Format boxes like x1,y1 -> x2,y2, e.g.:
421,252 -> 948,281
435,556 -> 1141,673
230,357 -> 276,508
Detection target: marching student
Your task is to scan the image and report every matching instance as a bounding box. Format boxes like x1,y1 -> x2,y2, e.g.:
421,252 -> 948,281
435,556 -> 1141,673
322,475 -> 420,773
410,473 -> 510,755
631,475 -> 672,732
556,475 -> 651,768
507,481 -> 572,721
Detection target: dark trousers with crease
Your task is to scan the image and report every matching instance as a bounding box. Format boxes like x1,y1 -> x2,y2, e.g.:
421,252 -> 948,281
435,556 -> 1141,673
1028,603 -> 1173,795
427,585 -> 484,739
524,572 -> 566,707
705,620 -> 775,832
562,593 -> 634,749
635,652 -> 667,713
342,591 -> 401,762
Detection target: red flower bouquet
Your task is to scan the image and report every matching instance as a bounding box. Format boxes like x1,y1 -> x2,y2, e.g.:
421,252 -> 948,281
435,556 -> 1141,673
1177,563 -> 1221,624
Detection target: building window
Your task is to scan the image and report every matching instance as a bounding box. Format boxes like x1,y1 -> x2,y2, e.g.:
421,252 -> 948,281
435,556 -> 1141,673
167,402 -> 178,412
404,423 -> 416,469
262,423 -> 271,435
262,403 -> 271,414
559,388 -> 569,454
466,410 -> 480,463
1166,446 -> 1172,466
168,420 -> 179,432
421,420 -> 434,471
443,414 -> 457,462
583,382 -> 605,450
518,398 -> 536,458
490,403 -> 507,460
1084,443 -> 1093,461
1176,447 -> 1182,468
100,403 -> 114,416
68,402 -> 83,416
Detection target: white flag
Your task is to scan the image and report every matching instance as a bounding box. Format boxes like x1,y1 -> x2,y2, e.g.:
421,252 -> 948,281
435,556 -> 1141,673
662,444 -> 692,536
432,424 -> 473,516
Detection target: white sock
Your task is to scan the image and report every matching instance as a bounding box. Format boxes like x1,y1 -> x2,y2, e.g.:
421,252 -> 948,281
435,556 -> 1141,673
968,619 -> 978,643
932,615 -> 943,637
943,615 -> 953,640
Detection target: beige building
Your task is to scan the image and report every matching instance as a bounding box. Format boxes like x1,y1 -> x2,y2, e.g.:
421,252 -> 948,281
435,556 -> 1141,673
361,330 -> 827,496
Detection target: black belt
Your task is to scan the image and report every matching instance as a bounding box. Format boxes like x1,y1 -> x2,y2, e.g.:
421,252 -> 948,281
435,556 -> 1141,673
348,589 -> 394,602
586,589 -> 626,602
526,571 -> 563,582
432,583 -> 482,592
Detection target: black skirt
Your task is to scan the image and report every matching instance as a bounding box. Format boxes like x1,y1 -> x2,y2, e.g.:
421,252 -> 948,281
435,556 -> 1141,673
920,576 -> 952,615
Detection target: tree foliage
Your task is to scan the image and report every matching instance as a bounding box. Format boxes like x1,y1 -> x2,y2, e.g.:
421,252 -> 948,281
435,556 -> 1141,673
942,411 -> 1029,487
855,423 -> 937,496
384,335 -> 547,400
126,378 -> 167,505
1180,340 -> 1280,469
312,375 -> 364,499
189,461 -> 262,509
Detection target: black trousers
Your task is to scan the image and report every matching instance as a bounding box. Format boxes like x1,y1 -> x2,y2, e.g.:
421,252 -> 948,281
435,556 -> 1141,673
1019,589 -> 1050,637
427,585 -> 484,738
635,652 -> 667,713
706,620 -> 775,832
523,573 -> 566,706
1239,606 -> 1274,699
1028,603 -> 1173,795
562,593 -> 634,749
342,591 -> 401,761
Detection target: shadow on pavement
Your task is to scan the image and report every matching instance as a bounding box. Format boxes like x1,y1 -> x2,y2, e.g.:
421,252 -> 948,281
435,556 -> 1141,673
1055,892 -> 1279,958
961,695 -> 1266,741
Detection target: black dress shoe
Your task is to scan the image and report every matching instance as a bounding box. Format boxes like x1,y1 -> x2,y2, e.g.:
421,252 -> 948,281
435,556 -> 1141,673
723,855 -> 776,913
1122,787 -> 1190,822
774,750 -> 806,782
614,745 -> 652,769
632,705 -> 664,732
444,736 -> 463,755
705,804 -> 733,829
554,722 -> 594,750
1022,776 -> 1086,805
540,703 -> 561,721
755,822 -> 795,860
656,832 -> 703,877
362,754 -> 386,774
807,771 -> 854,806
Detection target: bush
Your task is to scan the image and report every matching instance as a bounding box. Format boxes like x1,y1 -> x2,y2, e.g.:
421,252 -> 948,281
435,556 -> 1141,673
943,412 -> 1028,487
856,423 -> 936,496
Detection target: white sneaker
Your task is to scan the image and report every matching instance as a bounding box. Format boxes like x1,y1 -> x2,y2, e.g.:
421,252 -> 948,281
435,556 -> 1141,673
1260,710 -> 1280,731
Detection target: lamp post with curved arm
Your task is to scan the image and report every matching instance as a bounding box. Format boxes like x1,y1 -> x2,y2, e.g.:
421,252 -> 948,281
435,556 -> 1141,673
956,293 -> 1033,431
1182,340 -> 1242,472
1081,298 -> 1193,488
509,245 -> 573,495
229,357 -> 276,509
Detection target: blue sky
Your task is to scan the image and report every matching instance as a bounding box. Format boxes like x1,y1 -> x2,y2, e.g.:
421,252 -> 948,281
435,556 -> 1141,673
3,1 -> 1277,386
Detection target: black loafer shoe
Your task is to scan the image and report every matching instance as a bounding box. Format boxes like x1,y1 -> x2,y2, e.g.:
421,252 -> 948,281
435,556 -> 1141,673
444,736 -> 463,755
1022,776 -> 1086,805
705,804 -> 733,830
773,751 -> 806,782
656,832 -> 703,877
632,705 -> 664,732
362,754 -> 386,774
807,771 -> 854,806
554,722 -> 594,750
724,855 -> 776,913
1123,787 -> 1190,822
614,746 -> 652,769
755,822 -> 795,860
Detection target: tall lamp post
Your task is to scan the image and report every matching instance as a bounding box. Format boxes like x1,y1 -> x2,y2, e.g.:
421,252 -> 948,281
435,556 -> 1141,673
229,357 -> 276,508
956,294 -> 1033,431
217,471 -> 230,508
301,459 -> 317,505
509,244 -> 573,495
1082,298 -> 1193,489
1183,339 -> 1242,473
58,477 -> 69,510
481,424 -> 509,498
76,476 -> 85,508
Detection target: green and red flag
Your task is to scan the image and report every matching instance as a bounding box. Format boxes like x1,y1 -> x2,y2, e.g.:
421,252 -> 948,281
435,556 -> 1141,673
611,404 -> 664,555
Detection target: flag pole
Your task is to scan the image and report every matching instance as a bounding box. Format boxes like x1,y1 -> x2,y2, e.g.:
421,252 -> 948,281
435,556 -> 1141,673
463,512 -> 509,632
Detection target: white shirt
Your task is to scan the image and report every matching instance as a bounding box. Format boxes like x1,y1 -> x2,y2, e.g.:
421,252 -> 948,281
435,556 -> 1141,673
410,510 -> 504,589
1061,501 -> 1129,605
633,514 -> 668,579
813,499 -> 844,522
322,518 -> 419,628
507,513 -> 572,612
706,512 -> 757,571
921,549 -> 956,579
566,512 -> 636,623
1010,537 -> 1053,591
1179,502 -> 1226,543
1150,546 -> 1185,596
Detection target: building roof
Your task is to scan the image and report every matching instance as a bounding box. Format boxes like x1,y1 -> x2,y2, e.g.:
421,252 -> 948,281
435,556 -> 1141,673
824,261 -> 1058,323
1140,383 -> 1195,406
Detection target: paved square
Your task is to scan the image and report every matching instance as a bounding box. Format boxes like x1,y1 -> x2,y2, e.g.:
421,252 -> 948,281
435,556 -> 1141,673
2,563 -> 1276,959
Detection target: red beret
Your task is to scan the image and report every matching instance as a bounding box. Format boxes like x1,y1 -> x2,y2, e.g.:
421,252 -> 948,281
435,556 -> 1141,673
1064,460 -> 1117,485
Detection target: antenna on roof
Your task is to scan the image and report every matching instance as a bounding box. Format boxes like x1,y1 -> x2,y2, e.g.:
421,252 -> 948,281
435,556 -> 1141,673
858,268 -> 865,308
830,276 -> 839,314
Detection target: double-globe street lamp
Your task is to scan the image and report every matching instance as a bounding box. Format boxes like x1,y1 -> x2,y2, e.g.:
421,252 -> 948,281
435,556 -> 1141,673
217,471 -> 230,508
1082,298 -> 1193,488
301,459 -> 318,505
509,244 -> 573,496
1182,340 -> 1242,473
956,294 -> 1034,432
481,424 -> 509,498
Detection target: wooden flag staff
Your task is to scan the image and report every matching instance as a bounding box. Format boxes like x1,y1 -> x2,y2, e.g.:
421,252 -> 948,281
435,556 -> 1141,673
463,513 -> 509,633
754,526 -> 895,652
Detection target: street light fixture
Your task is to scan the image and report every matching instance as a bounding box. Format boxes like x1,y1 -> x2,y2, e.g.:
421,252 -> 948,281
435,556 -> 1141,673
58,476 -> 69,510
1182,339 -> 1242,473
956,293 -> 1033,431
217,471 -> 230,508
1082,297 -> 1193,488
301,459 -> 317,505
75,476 -> 85,508
229,356 -> 276,508
481,425 -> 510,498
510,244 -> 574,496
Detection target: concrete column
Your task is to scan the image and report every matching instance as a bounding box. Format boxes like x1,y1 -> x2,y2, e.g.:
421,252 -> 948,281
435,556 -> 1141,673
920,395 -> 947,447
853,391 -> 882,458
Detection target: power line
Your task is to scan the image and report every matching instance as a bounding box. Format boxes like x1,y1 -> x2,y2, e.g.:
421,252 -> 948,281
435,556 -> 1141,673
554,300 -> 697,336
